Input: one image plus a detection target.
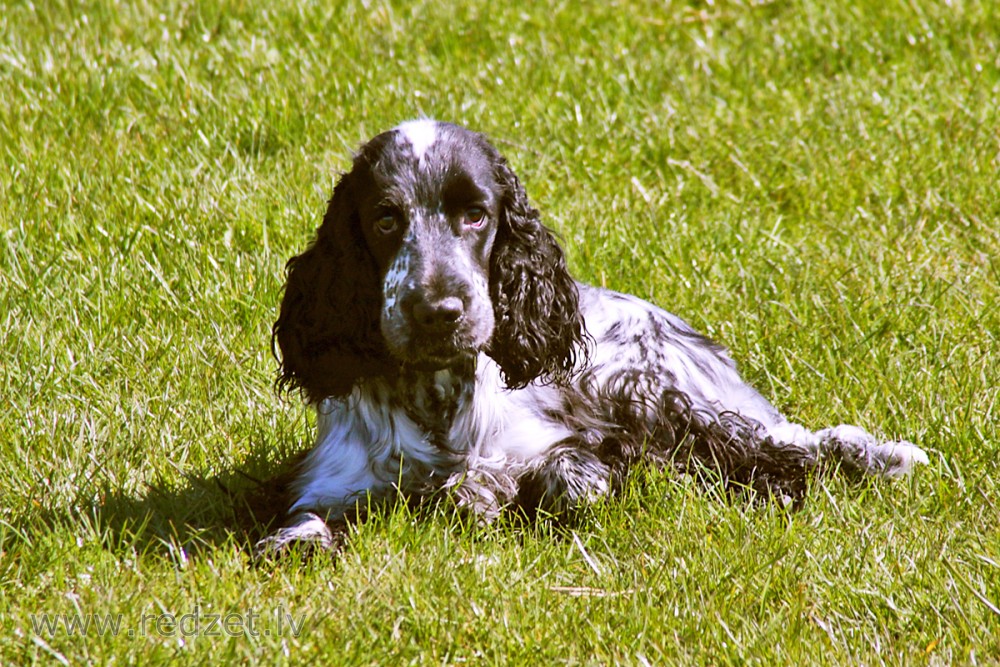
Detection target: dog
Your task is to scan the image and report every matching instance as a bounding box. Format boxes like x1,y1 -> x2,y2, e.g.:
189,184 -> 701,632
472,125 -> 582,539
255,120 -> 927,555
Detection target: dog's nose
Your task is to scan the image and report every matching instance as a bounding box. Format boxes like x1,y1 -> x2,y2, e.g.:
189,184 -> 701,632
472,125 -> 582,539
411,296 -> 465,331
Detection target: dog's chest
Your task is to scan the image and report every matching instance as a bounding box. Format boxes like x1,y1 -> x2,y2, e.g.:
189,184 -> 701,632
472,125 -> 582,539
396,364 -> 475,448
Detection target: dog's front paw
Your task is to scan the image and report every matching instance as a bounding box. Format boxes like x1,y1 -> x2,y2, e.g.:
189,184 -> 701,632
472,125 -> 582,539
254,512 -> 344,561
517,445 -> 612,516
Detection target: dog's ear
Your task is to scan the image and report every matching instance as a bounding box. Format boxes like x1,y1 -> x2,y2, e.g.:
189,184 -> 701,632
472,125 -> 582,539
272,171 -> 390,401
487,158 -> 586,388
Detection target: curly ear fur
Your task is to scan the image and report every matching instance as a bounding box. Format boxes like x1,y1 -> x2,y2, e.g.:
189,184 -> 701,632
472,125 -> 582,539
272,173 -> 391,402
487,158 -> 587,388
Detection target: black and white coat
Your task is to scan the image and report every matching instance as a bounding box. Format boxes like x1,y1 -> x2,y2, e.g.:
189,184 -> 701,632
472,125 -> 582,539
257,120 -> 927,554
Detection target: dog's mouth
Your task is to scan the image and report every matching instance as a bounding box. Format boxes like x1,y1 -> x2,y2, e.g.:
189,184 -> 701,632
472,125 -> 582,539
399,339 -> 479,371
400,354 -> 471,373
381,306 -> 493,370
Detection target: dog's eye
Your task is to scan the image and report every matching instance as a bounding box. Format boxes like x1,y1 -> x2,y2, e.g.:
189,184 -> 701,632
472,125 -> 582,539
465,207 -> 487,228
374,214 -> 398,235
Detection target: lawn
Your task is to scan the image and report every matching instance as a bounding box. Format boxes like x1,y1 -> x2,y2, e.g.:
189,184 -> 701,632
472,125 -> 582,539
2,0 -> 998,663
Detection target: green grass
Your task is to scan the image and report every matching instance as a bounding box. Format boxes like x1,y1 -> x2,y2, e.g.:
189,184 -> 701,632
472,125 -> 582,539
2,0 -> 998,663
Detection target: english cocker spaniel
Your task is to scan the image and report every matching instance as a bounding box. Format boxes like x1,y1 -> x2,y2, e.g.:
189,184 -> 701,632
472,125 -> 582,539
256,120 -> 927,555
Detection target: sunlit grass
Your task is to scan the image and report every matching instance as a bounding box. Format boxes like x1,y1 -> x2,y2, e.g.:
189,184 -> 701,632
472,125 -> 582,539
2,0 -> 998,663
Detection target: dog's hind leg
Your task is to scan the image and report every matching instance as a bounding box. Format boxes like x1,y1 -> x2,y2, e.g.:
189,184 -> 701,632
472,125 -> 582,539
766,421 -> 929,479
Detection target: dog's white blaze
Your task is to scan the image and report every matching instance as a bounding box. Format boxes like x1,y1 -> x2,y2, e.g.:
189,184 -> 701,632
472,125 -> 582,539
396,119 -> 438,160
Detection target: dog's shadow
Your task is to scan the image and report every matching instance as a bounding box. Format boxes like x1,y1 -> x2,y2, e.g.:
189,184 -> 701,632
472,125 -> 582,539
84,459 -> 542,562
76,449 -> 306,559
59,443 -> 820,562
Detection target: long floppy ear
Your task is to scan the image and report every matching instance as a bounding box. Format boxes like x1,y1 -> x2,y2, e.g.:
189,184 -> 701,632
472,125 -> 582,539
272,172 -> 389,402
487,157 -> 587,388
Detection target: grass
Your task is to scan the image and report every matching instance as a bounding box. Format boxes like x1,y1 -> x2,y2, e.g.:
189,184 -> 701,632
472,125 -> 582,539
2,0 -> 998,663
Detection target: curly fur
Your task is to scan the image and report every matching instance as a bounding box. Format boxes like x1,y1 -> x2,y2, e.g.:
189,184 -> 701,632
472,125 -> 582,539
487,158 -> 587,389
256,120 -> 928,557
272,170 -> 390,401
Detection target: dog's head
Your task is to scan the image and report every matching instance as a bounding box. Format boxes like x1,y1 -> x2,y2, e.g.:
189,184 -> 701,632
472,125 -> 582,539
273,121 -> 585,401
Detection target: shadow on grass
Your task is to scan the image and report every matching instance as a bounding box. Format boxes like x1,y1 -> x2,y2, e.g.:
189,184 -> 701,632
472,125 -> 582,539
77,449 -> 308,559
42,452 -> 826,563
